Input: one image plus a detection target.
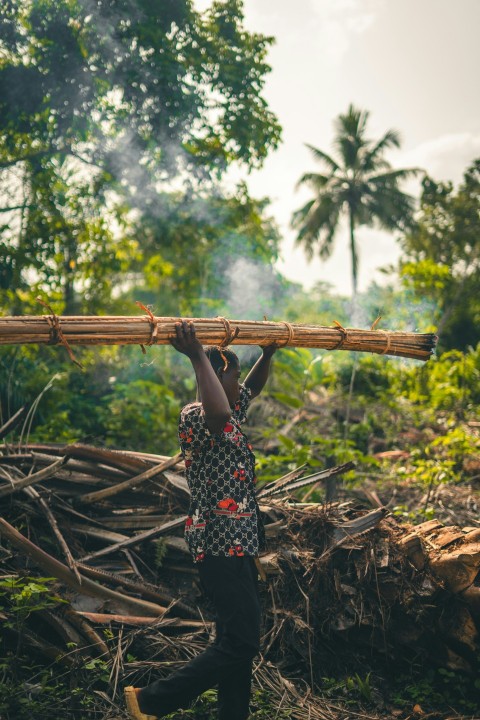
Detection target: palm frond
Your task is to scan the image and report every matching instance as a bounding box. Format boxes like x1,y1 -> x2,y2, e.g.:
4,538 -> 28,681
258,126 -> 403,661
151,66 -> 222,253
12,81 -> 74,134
367,167 -> 423,184
361,183 -> 417,231
333,112 -> 371,171
305,144 -> 340,172
296,172 -> 332,192
366,128 -> 401,158
335,104 -> 370,141
293,194 -> 341,261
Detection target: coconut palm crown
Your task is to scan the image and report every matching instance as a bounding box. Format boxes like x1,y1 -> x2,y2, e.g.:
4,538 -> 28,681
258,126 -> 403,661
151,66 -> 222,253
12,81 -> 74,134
292,104 -> 421,300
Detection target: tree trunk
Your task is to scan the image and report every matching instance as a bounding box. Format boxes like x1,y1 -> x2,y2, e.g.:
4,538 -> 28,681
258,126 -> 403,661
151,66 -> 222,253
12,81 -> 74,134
348,207 -> 358,320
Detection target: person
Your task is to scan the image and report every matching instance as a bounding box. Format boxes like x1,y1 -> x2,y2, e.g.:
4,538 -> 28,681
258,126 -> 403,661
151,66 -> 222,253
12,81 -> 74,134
125,320 -> 277,720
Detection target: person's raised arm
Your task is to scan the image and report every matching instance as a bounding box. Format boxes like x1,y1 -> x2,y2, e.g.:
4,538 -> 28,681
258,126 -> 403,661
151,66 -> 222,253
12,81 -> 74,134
244,344 -> 278,399
170,321 -> 231,434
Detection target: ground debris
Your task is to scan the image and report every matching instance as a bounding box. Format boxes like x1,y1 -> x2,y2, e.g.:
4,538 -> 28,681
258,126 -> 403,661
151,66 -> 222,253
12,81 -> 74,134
0,441 -> 478,720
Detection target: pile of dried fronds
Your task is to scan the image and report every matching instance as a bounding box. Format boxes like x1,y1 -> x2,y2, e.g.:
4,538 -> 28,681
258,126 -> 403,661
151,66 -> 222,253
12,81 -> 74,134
0,435 -> 478,720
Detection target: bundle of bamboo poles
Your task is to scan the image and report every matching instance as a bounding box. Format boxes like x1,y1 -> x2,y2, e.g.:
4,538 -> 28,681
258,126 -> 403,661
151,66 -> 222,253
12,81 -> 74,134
0,309 -> 437,361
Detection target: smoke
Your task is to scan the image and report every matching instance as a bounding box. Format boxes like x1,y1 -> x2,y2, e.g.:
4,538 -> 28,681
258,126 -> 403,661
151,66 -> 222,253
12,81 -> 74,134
222,257 -> 282,321
355,281 -> 439,335
72,0 -> 195,213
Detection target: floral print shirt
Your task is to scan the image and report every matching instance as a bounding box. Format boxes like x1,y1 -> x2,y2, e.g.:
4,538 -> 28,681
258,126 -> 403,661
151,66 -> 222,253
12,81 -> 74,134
178,384 -> 265,563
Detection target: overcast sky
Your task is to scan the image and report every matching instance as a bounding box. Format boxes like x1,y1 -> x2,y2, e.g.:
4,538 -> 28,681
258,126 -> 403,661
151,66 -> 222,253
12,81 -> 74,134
197,0 -> 480,292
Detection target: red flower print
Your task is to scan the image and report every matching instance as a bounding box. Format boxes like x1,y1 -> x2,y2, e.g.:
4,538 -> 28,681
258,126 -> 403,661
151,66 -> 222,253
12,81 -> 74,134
229,544 -> 244,556
185,459 -> 192,468
185,517 -> 193,527
223,422 -> 234,433
218,498 -> 238,512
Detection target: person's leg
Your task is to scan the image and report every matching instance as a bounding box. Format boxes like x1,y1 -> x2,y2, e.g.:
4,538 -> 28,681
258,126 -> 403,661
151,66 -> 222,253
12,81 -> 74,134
217,658 -> 253,720
136,556 -> 261,719
216,557 -> 260,720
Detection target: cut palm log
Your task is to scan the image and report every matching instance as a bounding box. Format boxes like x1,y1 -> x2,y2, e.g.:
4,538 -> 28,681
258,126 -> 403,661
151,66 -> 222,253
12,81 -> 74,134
0,313 -> 437,360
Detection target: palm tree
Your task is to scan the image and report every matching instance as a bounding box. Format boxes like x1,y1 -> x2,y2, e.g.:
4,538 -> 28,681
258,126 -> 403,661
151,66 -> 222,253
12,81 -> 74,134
292,104 -> 421,306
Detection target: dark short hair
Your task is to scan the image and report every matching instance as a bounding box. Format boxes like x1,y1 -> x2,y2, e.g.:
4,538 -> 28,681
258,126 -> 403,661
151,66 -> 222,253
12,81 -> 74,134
204,346 -> 239,373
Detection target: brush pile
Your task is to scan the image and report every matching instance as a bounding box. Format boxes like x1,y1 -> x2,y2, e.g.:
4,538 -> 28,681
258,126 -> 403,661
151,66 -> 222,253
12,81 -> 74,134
0,311 -> 437,361
0,434 -> 479,719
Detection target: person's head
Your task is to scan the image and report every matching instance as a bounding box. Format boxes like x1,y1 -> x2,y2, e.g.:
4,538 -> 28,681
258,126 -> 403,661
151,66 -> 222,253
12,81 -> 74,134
204,346 -> 241,407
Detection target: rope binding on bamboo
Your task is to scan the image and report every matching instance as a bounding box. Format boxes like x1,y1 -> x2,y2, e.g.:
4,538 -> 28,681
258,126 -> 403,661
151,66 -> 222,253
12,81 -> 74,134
332,320 -> 348,350
136,301 -> 158,353
216,316 -> 240,347
0,306 -> 438,363
278,321 -> 294,348
37,297 -> 83,369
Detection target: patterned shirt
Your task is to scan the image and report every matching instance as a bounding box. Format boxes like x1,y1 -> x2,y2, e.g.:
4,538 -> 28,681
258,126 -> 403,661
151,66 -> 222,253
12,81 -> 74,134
178,384 -> 265,563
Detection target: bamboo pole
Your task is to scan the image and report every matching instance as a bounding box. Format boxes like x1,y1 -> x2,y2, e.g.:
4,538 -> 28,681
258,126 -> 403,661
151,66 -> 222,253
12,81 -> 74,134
0,313 -> 437,361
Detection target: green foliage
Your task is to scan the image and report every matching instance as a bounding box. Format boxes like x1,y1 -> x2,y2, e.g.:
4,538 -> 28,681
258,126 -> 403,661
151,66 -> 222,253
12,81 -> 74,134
161,688 -> 292,719
0,662 -> 75,720
83,657 -> 110,684
0,0 -> 281,314
399,159 -> 480,351
392,666 -> 480,713
102,379 -> 180,453
0,573 -> 116,718
320,672 -> 374,705
154,538 -> 168,569
131,184 -> 285,318
0,575 -> 65,625
397,345 -> 480,417
0,653 -> 112,719
0,343 -> 184,451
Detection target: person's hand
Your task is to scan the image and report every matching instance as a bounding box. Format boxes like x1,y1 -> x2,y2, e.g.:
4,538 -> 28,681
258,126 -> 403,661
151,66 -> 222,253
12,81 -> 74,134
170,320 -> 204,359
260,342 -> 279,359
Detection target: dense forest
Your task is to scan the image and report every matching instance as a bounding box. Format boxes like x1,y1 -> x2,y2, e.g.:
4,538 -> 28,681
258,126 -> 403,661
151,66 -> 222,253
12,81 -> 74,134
0,2 -> 479,719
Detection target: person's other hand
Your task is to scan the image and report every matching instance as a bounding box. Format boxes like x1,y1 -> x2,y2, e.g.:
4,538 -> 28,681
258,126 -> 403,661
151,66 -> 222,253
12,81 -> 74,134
170,320 -> 204,359
260,342 -> 279,358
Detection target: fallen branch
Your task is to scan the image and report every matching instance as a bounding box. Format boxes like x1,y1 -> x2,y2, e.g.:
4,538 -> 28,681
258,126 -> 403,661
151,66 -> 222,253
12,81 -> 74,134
0,456 -> 66,497
24,485 -> 82,584
76,453 -> 182,504
78,515 -> 187,562
78,612 -> 209,629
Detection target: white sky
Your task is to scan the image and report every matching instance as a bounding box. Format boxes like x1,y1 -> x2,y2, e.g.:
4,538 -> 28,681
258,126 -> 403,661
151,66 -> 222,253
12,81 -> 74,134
197,0 -> 480,292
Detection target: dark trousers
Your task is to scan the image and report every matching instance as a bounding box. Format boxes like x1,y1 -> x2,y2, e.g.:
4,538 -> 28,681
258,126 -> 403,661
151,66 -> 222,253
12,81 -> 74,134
138,555 -> 261,720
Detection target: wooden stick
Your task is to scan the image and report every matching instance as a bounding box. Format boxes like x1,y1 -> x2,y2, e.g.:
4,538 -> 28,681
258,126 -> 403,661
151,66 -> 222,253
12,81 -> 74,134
0,403 -> 29,440
0,456 -> 66,497
78,515 -> 187,562
24,485 -> 83,584
77,452 -> 182,505
62,605 -> 110,656
77,612 -> 209,628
